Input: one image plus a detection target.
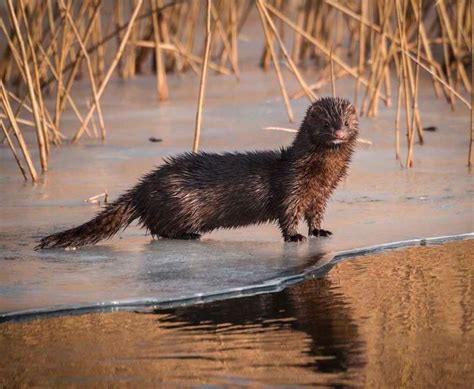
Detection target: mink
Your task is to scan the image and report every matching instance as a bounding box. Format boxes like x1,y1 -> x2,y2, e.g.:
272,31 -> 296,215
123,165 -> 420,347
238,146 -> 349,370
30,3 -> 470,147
37,97 -> 359,249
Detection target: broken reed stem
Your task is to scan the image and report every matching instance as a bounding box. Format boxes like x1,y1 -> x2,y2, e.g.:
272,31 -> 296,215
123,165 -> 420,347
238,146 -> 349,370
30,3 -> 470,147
436,0 -> 471,94
114,0 -> 125,78
6,0 -> 47,173
36,42 -> 92,137
192,0 -> 212,153
257,0 -> 316,102
325,0 -> 451,103
256,0 -> 294,122
1,0 -> 471,176
210,1 -> 239,79
167,38 -> 199,75
290,67 -> 350,100
409,0 -> 442,97
290,4 -> 304,65
354,0 -> 367,110
37,0 -> 176,90
132,38 -> 231,75
181,2 -> 198,73
0,118 -> 27,180
406,0 -> 423,168
91,0 -> 105,83
401,31 -> 424,144
157,0 -> 178,71
365,1 -> 394,117
395,0 -> 413,168
0,82 -> 38,181
330,45 -> 336,98
55,0 -> 71,130
0,114 -> 35,128
59,0 -> 106,138
263,126 -> 373,145
151,0 -> 169,101
439,15 -> 456,111
395,79 -> 402,163
5,91 -> 60,141
403,50 -> 471,109
469,13 -> 473,167
265,2 -> 387,104
56,0 -> 102,133
72,0 -> 143,143
229,0 -> 239,76
18,0 -> 50,156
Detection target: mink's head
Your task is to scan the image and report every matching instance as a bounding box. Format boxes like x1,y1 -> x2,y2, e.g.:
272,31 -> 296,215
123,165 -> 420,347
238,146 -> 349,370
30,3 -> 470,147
295,97 -> 359,149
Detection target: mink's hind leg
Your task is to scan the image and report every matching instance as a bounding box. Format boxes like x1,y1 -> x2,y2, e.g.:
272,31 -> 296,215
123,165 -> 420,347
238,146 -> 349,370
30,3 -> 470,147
285,233 -> 306,242
310,228 -> 333,237
278,206 -> 306,243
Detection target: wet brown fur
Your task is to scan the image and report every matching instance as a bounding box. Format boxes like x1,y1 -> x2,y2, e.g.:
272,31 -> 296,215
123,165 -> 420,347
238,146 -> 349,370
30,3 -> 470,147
37,97 -> 359,249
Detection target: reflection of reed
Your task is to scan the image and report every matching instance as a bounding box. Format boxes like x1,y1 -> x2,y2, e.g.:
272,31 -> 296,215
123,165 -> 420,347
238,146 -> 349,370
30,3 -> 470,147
330,240 -> 473,388
0,0 -> 472,181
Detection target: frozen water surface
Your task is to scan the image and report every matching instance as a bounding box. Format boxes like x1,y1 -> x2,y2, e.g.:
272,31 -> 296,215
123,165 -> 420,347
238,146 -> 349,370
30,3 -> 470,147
0,63 -> 472,319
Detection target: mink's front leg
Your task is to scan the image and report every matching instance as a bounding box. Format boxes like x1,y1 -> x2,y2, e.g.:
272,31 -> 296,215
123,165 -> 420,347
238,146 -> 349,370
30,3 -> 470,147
305,201 -> 332,238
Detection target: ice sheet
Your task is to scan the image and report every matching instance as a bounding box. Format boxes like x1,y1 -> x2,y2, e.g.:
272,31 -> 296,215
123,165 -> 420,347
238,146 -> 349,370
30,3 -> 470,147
1,63 -> 472,318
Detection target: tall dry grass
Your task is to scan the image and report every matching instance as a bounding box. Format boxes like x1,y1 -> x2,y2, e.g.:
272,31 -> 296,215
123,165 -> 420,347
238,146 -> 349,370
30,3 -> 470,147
0,0 -> 472,181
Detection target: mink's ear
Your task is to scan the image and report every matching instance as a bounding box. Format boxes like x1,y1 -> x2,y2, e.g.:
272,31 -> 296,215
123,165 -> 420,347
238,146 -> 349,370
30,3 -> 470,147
306,103 -> 316,117
346,103 -> 357,117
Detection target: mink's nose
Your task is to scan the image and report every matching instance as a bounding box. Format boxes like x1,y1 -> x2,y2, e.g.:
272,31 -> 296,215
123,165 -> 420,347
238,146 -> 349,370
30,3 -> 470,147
334,130 -> 345,140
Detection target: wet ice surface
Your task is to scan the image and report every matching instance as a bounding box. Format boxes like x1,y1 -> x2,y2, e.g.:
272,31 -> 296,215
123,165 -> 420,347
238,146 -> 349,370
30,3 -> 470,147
0,65 -> 472,317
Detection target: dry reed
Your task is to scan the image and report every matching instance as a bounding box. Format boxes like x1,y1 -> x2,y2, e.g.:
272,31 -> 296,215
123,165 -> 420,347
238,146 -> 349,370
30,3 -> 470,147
0,0 -> 471,181
192,0 -> 212,153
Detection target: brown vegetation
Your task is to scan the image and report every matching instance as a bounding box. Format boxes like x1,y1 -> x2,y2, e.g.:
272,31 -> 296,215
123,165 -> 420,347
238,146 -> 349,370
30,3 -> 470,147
0,0 -> 472,181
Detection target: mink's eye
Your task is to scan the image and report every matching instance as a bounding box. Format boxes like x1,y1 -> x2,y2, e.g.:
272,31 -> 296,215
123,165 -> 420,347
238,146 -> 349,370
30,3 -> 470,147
324,122 -> 330,128
344,120 -> 349,127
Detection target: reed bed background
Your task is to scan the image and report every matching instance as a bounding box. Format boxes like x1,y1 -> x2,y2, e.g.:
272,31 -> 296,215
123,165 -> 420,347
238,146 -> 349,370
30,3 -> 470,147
0,0 -> 472,181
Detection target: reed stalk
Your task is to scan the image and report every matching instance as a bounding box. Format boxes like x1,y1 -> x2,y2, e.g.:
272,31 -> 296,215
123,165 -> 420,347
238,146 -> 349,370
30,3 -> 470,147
256,0 -> 294,122
72,0 -> 143,143
192,0 -> 212,153
6,0 -> 47,172
0,82 -> 38,181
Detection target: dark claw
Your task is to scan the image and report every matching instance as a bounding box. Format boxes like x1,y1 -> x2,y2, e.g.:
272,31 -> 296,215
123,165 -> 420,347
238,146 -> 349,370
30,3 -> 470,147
310,229 -> 333,237
161,233 -> 201,240
285,233 -> 307,243
176,233 -> 201,240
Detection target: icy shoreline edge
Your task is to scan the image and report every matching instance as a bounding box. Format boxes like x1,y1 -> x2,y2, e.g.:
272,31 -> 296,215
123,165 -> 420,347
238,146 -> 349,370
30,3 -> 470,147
1,232 -> 472,323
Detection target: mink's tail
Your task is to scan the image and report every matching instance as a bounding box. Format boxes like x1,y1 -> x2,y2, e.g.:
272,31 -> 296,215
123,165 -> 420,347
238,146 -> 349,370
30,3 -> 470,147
36,193 -> 137,249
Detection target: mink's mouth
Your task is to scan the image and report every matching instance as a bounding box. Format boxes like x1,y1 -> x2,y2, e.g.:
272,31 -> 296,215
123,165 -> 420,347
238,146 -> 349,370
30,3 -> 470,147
331,139 -> 347,144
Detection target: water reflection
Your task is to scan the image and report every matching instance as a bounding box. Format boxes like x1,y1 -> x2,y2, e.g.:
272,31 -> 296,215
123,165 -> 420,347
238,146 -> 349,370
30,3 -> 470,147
0,241 -> 472,387
155,276 -> 364,385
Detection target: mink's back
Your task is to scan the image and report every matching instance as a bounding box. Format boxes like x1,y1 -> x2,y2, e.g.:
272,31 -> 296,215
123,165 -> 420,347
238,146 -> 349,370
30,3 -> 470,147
131,150 -> 285,235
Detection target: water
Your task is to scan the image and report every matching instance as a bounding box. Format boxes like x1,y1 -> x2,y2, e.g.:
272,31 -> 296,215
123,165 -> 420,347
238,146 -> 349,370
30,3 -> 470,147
1,240 -> 472,387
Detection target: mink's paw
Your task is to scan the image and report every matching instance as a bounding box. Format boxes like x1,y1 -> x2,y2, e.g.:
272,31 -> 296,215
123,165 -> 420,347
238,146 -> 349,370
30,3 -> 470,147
285,234 -> 307,243
310,229 -> 333,237
175,233 -> 202,240
161,232 -> 202,240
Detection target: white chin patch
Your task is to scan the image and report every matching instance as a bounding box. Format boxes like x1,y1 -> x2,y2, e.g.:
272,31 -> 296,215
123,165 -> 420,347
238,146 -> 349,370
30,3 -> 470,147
332,139 -> 346,144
